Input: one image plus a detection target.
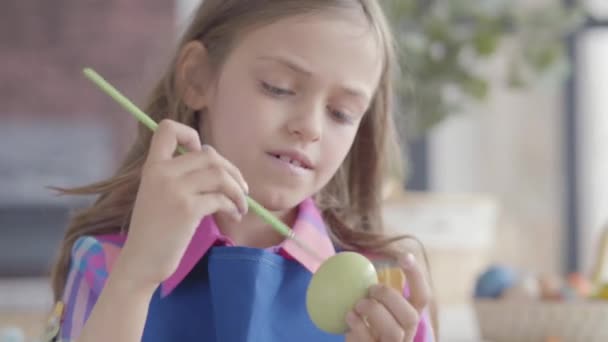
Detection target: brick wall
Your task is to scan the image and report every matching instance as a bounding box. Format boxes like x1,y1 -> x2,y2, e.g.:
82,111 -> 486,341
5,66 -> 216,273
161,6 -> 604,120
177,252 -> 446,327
1,0 -> 175,157
0,1 -> 177,277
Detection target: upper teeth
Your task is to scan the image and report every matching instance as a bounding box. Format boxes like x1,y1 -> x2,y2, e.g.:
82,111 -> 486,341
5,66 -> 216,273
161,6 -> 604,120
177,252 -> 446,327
279,155 -> 303,168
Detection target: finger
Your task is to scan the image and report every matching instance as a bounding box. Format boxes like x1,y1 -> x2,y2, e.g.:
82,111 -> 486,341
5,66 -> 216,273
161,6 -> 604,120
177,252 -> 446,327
368,284 -> 420,334
201,145 -> 249,194
147,119 -> 202,163
355,298 -> 404,342
399,253 -> 430,313
169,146 -> 249,194
181,166 -> 248,215
196,193 -> 242,221
345,311 -> 376,342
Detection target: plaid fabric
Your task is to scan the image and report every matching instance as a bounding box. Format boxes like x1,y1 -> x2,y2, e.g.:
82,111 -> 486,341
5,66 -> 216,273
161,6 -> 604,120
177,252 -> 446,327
59,235 -> 122,341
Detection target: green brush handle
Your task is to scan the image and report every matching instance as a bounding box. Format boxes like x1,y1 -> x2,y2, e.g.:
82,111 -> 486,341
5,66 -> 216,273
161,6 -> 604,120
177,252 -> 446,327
82,68 -> 294,239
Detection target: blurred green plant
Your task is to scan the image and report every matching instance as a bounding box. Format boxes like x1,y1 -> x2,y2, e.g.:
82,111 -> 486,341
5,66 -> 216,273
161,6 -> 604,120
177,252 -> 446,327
383,0 -> 586,138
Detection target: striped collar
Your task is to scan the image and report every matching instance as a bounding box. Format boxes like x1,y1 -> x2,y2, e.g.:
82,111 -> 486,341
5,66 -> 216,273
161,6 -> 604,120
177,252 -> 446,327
160,197 -> 335,296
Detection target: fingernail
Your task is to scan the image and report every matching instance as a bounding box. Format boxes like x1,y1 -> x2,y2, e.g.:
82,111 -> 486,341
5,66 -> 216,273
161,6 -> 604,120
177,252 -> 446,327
243,182 -> 249,194
400,253 -> 416,269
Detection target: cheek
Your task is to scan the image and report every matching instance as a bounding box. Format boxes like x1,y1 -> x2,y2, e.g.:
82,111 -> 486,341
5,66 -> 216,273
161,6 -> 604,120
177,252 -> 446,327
210,110 -> 258,153
319,130 -> 357,176
209,85 -> 265,139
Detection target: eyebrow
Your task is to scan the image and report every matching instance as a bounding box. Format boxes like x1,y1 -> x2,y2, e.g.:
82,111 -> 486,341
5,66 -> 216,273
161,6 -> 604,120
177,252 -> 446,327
257,55 -> 313,77
256,55 -> 371,102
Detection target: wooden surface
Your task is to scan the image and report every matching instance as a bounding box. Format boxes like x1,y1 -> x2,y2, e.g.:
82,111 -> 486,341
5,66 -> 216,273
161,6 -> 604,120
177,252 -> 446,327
0,312 -> 47,340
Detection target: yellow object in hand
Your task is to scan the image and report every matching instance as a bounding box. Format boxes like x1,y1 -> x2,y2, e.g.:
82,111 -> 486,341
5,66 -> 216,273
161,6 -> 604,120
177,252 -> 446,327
593,283 -> 608,300
377,266 -> 406,292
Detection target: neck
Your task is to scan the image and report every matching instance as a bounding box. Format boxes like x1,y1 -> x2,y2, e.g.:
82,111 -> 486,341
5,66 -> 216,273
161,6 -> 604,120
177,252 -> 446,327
214,207 -> 298,248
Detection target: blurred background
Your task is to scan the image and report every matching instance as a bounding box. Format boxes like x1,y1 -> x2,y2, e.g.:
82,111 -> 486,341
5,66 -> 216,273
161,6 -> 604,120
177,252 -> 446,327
1,0 -> 608,341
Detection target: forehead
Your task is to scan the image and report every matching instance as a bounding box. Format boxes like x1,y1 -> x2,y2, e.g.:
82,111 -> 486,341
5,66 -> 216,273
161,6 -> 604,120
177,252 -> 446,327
227,11 -> 384,93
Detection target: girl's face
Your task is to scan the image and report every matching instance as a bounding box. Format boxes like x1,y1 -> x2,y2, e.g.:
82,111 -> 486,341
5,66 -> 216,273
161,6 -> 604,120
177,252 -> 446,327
196,11 -> 382,211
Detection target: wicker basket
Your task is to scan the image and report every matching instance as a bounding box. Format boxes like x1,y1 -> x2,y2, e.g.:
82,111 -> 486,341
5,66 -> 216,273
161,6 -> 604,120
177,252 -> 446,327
474,299 -> 608,342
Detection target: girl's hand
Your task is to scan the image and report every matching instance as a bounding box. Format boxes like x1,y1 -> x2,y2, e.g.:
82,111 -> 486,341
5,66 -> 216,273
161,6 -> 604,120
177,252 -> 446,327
117,119 -> 249,291
345,253 -> 431,342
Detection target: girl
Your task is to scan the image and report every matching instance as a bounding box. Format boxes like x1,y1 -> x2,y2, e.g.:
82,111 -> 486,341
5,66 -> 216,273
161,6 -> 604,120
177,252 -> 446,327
51,1 -> 436,341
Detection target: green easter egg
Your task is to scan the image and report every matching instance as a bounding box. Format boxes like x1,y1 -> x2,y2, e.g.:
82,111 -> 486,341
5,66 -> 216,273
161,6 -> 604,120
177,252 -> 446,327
306,252 -> 378,334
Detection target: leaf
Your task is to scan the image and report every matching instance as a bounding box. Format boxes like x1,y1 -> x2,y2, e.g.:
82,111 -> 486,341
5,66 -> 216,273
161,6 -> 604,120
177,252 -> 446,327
462,76 -> 489,100
524,44 -> 563,72
507,60 -> 528,88
384,0 -> 582,134
473,29 -> 501,56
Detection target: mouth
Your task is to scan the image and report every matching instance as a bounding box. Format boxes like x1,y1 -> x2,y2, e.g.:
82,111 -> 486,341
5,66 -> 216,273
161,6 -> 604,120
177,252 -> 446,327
268,151 -> 314,170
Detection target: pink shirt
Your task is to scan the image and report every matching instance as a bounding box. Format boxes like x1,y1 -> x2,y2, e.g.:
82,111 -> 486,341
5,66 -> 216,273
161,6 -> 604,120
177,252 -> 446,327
59,198 -> 434,341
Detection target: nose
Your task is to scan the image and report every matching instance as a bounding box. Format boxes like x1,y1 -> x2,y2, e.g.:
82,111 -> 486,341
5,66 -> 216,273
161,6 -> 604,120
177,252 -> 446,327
286,103 -> 323,142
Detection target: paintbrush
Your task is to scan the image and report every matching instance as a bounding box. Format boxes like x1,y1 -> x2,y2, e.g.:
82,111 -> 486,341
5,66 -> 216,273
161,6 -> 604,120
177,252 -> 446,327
82,67 -> 324,263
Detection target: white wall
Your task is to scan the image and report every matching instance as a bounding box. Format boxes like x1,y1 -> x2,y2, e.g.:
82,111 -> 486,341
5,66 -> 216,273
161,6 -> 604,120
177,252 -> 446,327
577,28 -> 608,273
586,0 -> 608,20
428,38 -> 565,273
175,0 -> 201,35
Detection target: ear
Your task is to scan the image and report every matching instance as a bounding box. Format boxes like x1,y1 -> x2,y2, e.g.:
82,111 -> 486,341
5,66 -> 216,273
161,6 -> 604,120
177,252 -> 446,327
175,41 -> 212,110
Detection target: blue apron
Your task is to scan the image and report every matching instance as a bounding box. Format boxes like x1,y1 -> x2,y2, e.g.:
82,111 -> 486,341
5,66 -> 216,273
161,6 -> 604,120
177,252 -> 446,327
142,246 -> 344,342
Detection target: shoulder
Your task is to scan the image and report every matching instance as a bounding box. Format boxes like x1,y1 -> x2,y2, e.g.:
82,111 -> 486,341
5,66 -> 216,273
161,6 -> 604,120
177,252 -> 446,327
71,234 -> 126,272
69,234 -> 126,294
58,234 -> 127,341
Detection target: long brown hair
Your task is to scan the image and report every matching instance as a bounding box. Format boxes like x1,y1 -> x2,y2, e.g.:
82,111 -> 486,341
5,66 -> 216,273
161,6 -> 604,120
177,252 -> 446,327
51,0 -> 434,328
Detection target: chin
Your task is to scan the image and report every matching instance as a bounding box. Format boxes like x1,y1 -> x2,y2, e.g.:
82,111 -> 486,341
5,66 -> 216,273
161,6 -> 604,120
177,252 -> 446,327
249,186 -> 310,212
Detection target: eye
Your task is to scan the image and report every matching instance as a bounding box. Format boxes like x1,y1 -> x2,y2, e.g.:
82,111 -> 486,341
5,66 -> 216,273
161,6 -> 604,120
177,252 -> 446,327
261,81 -> 295,97
328,107 -> 355,125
